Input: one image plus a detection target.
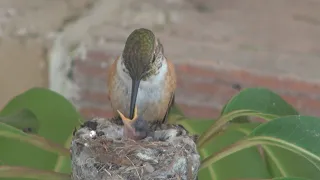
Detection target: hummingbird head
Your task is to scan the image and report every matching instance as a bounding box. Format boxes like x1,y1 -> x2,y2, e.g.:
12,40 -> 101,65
122,28 -> 164,119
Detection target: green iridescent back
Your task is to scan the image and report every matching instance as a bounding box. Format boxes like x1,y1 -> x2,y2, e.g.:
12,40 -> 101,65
122,28 -> 156,80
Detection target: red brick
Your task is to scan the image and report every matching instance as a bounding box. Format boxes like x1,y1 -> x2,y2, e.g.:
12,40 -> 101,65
73,49 -> 320,119
80,108 -> 114,119
177,77 -> 238,103
176,64 -> 320,96
85,50 -> 118,63
79,91 -> 110,104
74,60 -> 108,78
282,95 -> 320,116
177,104 -> 220,119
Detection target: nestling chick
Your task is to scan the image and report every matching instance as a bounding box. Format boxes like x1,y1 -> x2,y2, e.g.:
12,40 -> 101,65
117,106 -> 149,140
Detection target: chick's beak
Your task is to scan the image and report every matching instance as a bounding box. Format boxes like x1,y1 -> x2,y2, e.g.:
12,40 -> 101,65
117,106 -> 147,140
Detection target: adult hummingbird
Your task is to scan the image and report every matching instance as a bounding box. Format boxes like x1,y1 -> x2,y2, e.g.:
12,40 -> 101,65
107,28 -> 176,136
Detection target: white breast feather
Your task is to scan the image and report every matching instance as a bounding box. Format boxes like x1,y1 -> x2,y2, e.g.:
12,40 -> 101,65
116,57 -> 167,112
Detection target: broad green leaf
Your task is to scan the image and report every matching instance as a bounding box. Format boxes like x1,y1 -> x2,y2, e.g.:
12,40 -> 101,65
198,88 -> 299,149
198,123 -> 271,180
175,118 -> 215,135
220,98 -> 250,123
0,122 -> 68,156
175,117 -> 270,179
54,134 -> 74,173
197,110 -> 277,148
250,115 -> 320,180
222,87 -> 298,116
0,166 -> 70,180
0,109 -> 39,133
265,146 -> 320,178
272,177 -> 310,180
201,115 -> 320,180
170,104 -> 184,117
0,87 -> 82,179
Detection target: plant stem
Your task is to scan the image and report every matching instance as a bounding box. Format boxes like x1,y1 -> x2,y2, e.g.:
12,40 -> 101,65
200,136 -> 320,170
197,110 -> 277,149
0,132 -> 70,156
200,139 -> 257,169
197,110 -> 250,148
0,166 -> 71,180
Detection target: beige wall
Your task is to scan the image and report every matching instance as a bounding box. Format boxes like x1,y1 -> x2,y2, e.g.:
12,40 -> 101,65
1,0 -> 319,109
0,38 -> 47,109
0,0 -> 94,109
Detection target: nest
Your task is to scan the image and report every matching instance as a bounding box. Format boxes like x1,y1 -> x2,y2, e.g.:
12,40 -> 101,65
71,117 -> 200,180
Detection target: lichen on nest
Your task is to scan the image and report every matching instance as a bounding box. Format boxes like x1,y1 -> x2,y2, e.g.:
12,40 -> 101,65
71,117 -> 200,180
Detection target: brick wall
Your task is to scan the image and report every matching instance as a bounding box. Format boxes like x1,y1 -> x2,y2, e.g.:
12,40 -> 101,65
72,50 -> 320,120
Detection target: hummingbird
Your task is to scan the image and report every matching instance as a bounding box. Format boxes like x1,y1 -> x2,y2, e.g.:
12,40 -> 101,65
107,28 -> 177,136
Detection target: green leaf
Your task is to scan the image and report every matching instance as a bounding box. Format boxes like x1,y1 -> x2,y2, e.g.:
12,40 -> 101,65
198,123 -> 271,180
0,87 -> 82,179
0,122 -> 69,156
174,118 -> 271,179
201,115 -> 320,180
0,109 -> 39,133
272,177 -> 311,180
222,87 -> 298,116
265,146 -> 320,178
198,88 -> 299,149
170,104 -> 184,116
221,87 -> 298,130
250,115 -> 320,180
0,166 -> 70,180
167,104 -> 186,124
54,134 -> 74,173
220,97 -> 250,124
175,118 -> 215,135
197,110 -> 277,148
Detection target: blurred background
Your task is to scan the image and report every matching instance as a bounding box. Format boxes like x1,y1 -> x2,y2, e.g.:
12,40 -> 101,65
0,0 -> 319,119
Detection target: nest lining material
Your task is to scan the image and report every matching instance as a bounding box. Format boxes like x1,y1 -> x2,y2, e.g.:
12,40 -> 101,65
71,117 -> 201,180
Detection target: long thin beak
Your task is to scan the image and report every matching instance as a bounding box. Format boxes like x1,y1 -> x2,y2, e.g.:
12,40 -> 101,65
129,80 -> 140,119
